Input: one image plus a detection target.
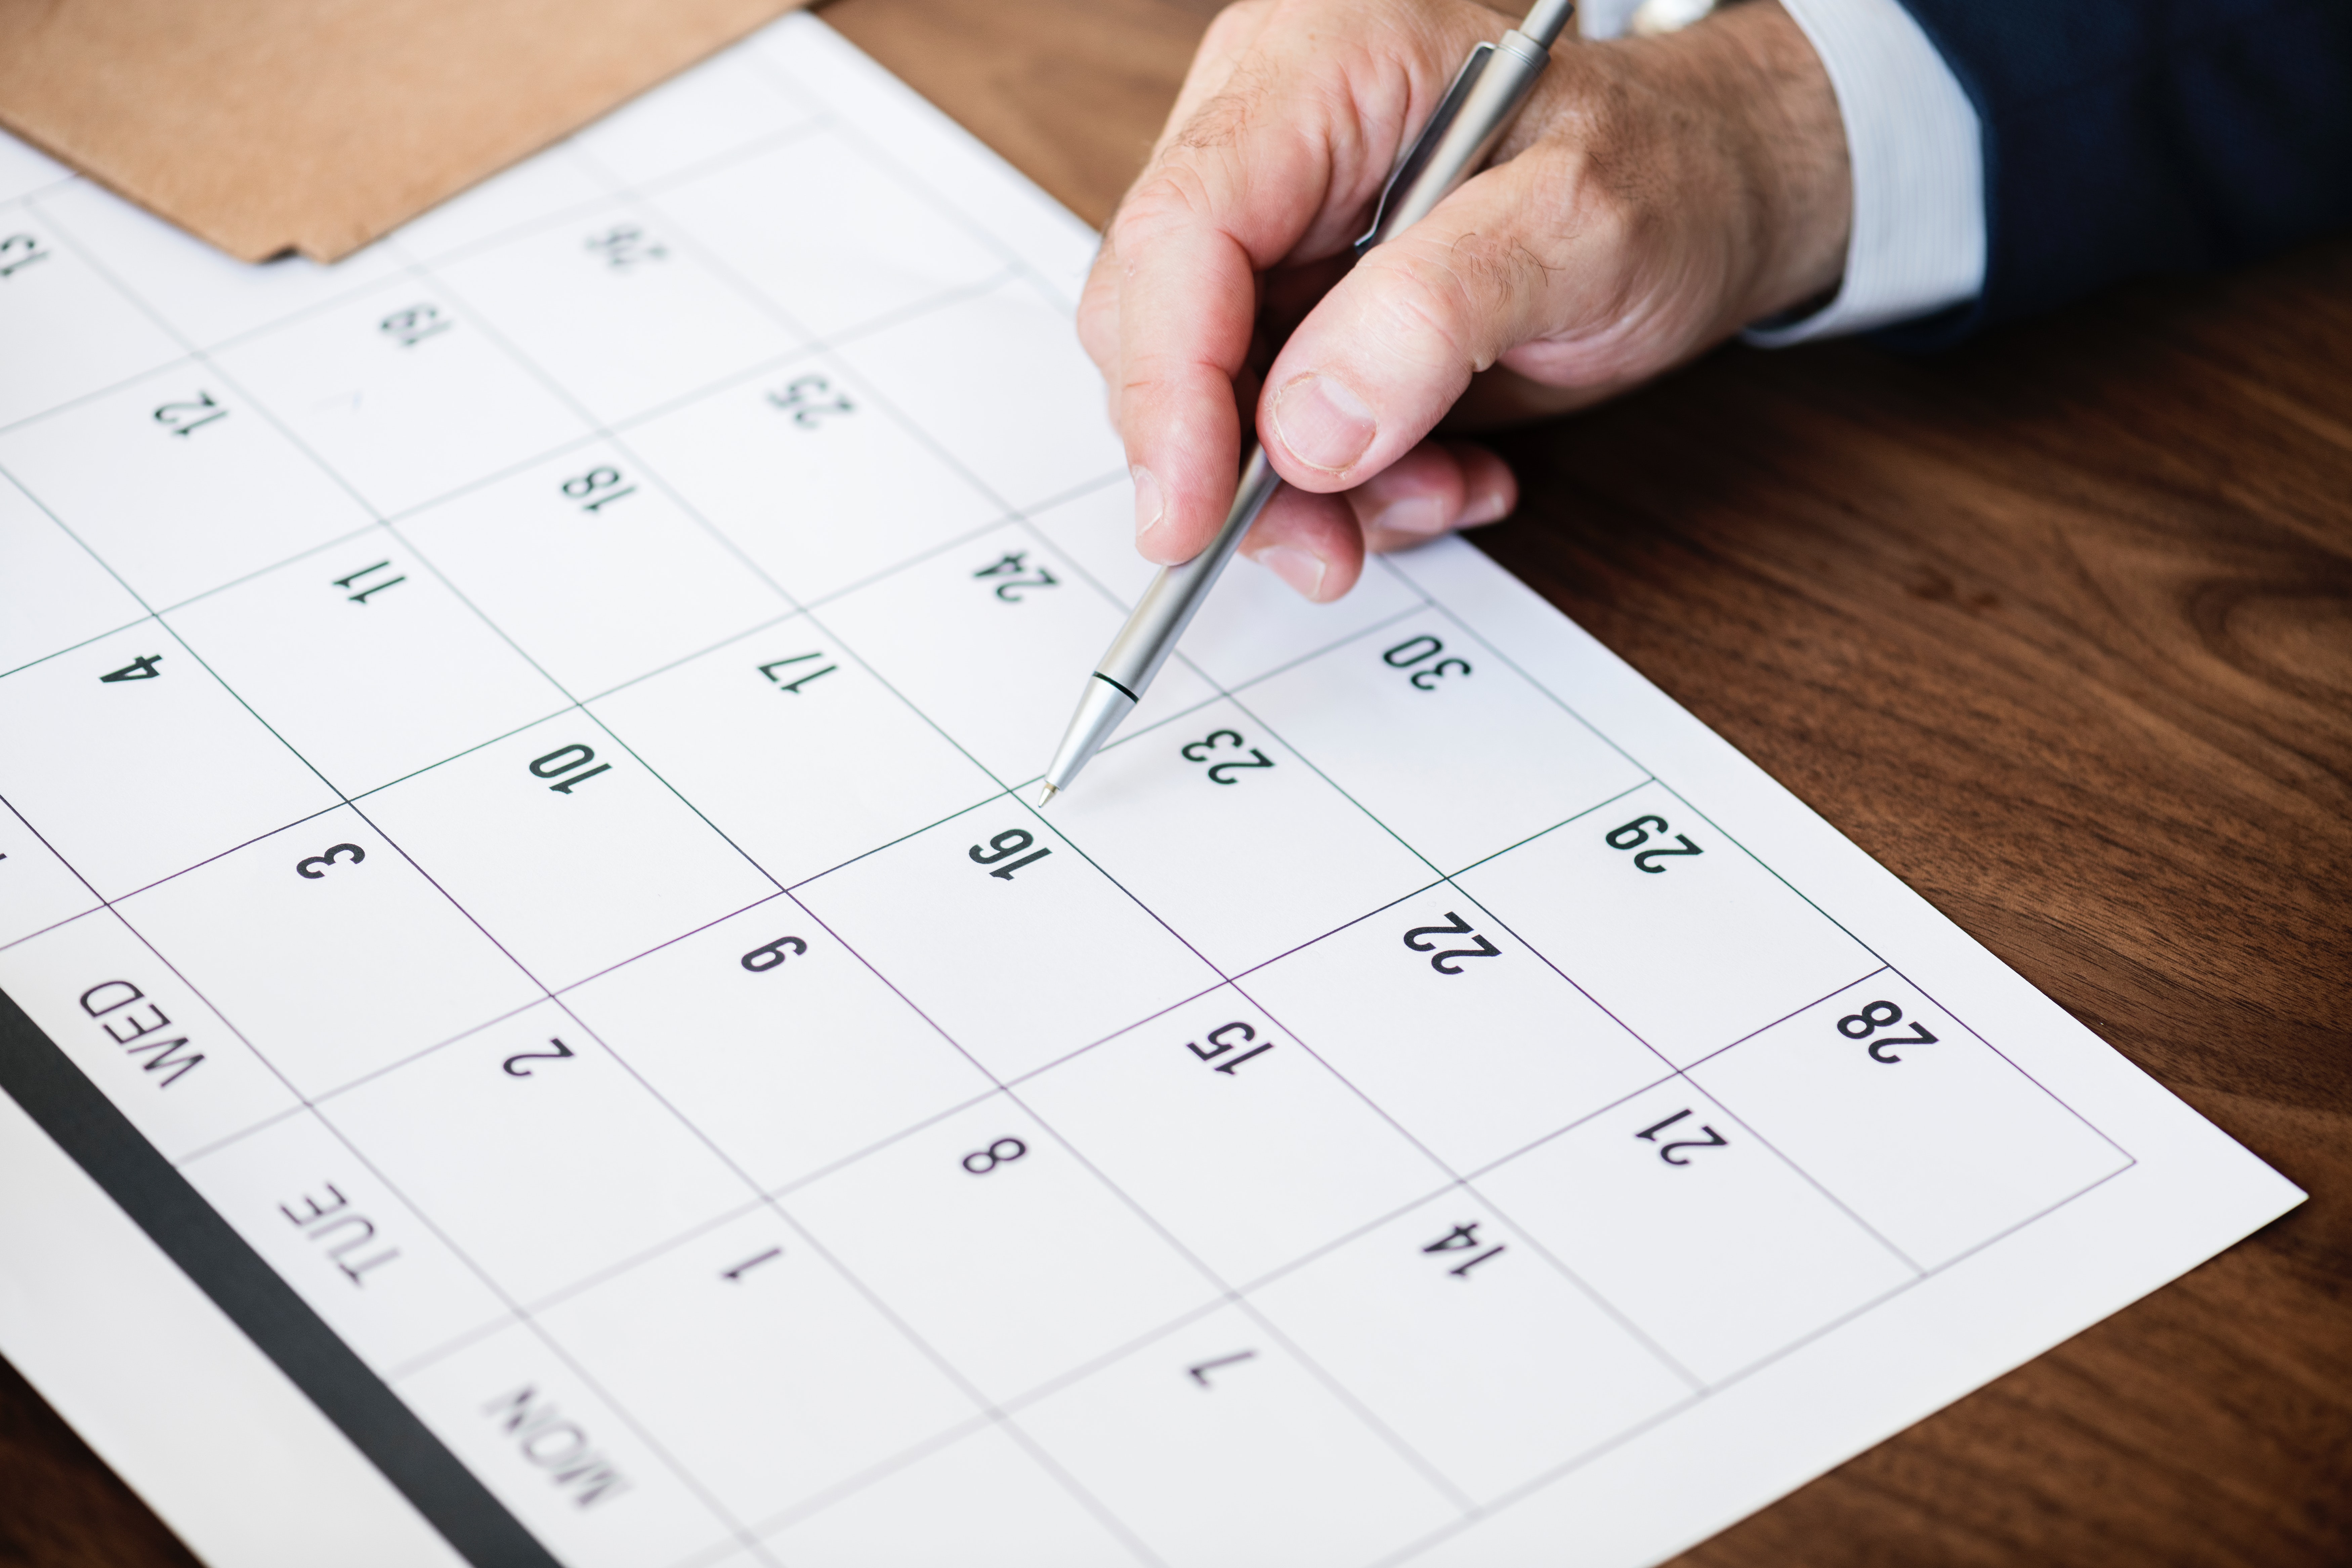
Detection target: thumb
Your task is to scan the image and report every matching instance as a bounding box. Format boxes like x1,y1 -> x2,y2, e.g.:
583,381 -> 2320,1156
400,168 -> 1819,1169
1253,155 -> 1567,492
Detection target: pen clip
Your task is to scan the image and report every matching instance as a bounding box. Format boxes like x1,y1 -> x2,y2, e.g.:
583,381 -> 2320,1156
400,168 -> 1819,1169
1354,42 -> 1495,259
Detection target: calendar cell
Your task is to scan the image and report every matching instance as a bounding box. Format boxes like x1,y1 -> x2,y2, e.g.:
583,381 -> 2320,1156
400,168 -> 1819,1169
1476,1079 -> 1915,1385
818,521 -> 1219,783
0,798 -> 100,949
323,1000 -> 752,1306
793,799 -> 1220,1082
1024,478 -> 1430,690
116,807 -> 541,1100
568,48 -> 820,192
0,361 -> 378,610
0,473 -> 143,674
656,128 -> 1006,339
587,620 -> 999,888
36,179 -> 407,348
1046,697 -> 1438,975
209,275 -> 590,517
0,909 -> 298,1161
165,535 -> 570,795
1689,975 -> 2131,1270
533,1206 -> 979,1530
837,273 -> 1122,511
181,1109 -> 512,1373
562,901 -> 994,1193
624,356 -> 1001,603
1248,1191 -> 1692,1502
763,1423 -> 1146,1568
785,1093 -> 1216,1403
1455,781 -> 1879,1065
0,621 -> 339,900
395,1318 -> 740,1568
1014,1302 -> 1462,1568
1241,611 -> 1649,873
434,201 -> 803,427
358,712 -> 776,990
393,151 -> 614,262
0,197 -> 181,429
397,440 -> 791,699
1019,988 -> 1451,1286
1243,886 -> 1671,1175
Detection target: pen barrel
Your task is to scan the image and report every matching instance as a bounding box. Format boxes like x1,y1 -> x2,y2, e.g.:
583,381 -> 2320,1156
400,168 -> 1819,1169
1095,444 -> 1281,693
1353,29 -> 1553,256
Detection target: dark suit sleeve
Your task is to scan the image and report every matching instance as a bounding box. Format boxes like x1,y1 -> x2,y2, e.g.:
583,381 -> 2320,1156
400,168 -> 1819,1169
1880,0 -> 2352,347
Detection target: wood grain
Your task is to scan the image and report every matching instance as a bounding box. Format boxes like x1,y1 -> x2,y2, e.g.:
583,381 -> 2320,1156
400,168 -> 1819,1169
6,0 -> 2346,1562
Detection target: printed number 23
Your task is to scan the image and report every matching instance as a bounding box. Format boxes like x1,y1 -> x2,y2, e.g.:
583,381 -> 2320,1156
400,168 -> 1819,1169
1182,730 -> 1273,785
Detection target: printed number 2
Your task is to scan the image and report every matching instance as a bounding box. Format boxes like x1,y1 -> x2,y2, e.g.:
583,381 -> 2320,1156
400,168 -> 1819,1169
1606,814 -> 1703,873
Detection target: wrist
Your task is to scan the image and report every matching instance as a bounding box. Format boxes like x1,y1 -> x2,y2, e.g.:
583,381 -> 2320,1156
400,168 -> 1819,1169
1656,1 -> 1853,328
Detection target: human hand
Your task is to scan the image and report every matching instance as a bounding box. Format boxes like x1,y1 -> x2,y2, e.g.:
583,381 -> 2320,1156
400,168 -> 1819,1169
1078,0 -> 1851,600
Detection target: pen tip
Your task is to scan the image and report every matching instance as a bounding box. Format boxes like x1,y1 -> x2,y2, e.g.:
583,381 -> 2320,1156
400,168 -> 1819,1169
1038,782 -> 1058,809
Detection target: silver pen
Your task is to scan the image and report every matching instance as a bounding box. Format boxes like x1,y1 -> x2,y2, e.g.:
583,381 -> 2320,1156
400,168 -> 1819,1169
1038,0 -> 1576,804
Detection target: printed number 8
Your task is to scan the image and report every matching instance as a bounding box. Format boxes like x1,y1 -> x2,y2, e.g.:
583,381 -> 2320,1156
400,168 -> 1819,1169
962,1137 -> 1028,1175
563,467 -> 623,499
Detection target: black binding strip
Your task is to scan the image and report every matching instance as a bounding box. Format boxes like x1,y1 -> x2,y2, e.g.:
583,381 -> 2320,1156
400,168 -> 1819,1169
0,983 -> 559,1568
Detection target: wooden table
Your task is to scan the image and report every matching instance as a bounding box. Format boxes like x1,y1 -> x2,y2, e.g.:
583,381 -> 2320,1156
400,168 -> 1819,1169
6,1 -> 2347,1562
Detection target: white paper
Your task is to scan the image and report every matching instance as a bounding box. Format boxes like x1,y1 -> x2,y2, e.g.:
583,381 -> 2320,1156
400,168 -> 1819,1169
0,14 -> 2302,1568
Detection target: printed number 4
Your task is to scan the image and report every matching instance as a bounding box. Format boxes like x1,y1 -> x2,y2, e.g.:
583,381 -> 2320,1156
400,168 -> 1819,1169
1181,729 -> 1274,784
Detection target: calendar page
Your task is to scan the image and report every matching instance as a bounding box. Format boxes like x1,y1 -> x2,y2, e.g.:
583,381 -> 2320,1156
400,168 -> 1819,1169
0,14 -> 2302,1568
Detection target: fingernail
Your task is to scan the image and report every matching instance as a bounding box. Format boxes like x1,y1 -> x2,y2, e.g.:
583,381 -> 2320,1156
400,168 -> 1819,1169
1270,373 -> 1376,474
1131,464 -> 1164,544
1254,545 -> 1328,601
1369,495 -> 1451,536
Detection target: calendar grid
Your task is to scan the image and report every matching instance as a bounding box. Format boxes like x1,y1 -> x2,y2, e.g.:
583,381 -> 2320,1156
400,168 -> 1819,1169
0,26 -> 2178,1567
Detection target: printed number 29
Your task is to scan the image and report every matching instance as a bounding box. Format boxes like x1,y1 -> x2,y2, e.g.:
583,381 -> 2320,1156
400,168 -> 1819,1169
1605,814 -> 1703,873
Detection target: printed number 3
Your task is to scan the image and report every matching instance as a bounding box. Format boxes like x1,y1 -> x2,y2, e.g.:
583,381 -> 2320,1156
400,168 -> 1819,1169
1181,729 -> 1274,785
